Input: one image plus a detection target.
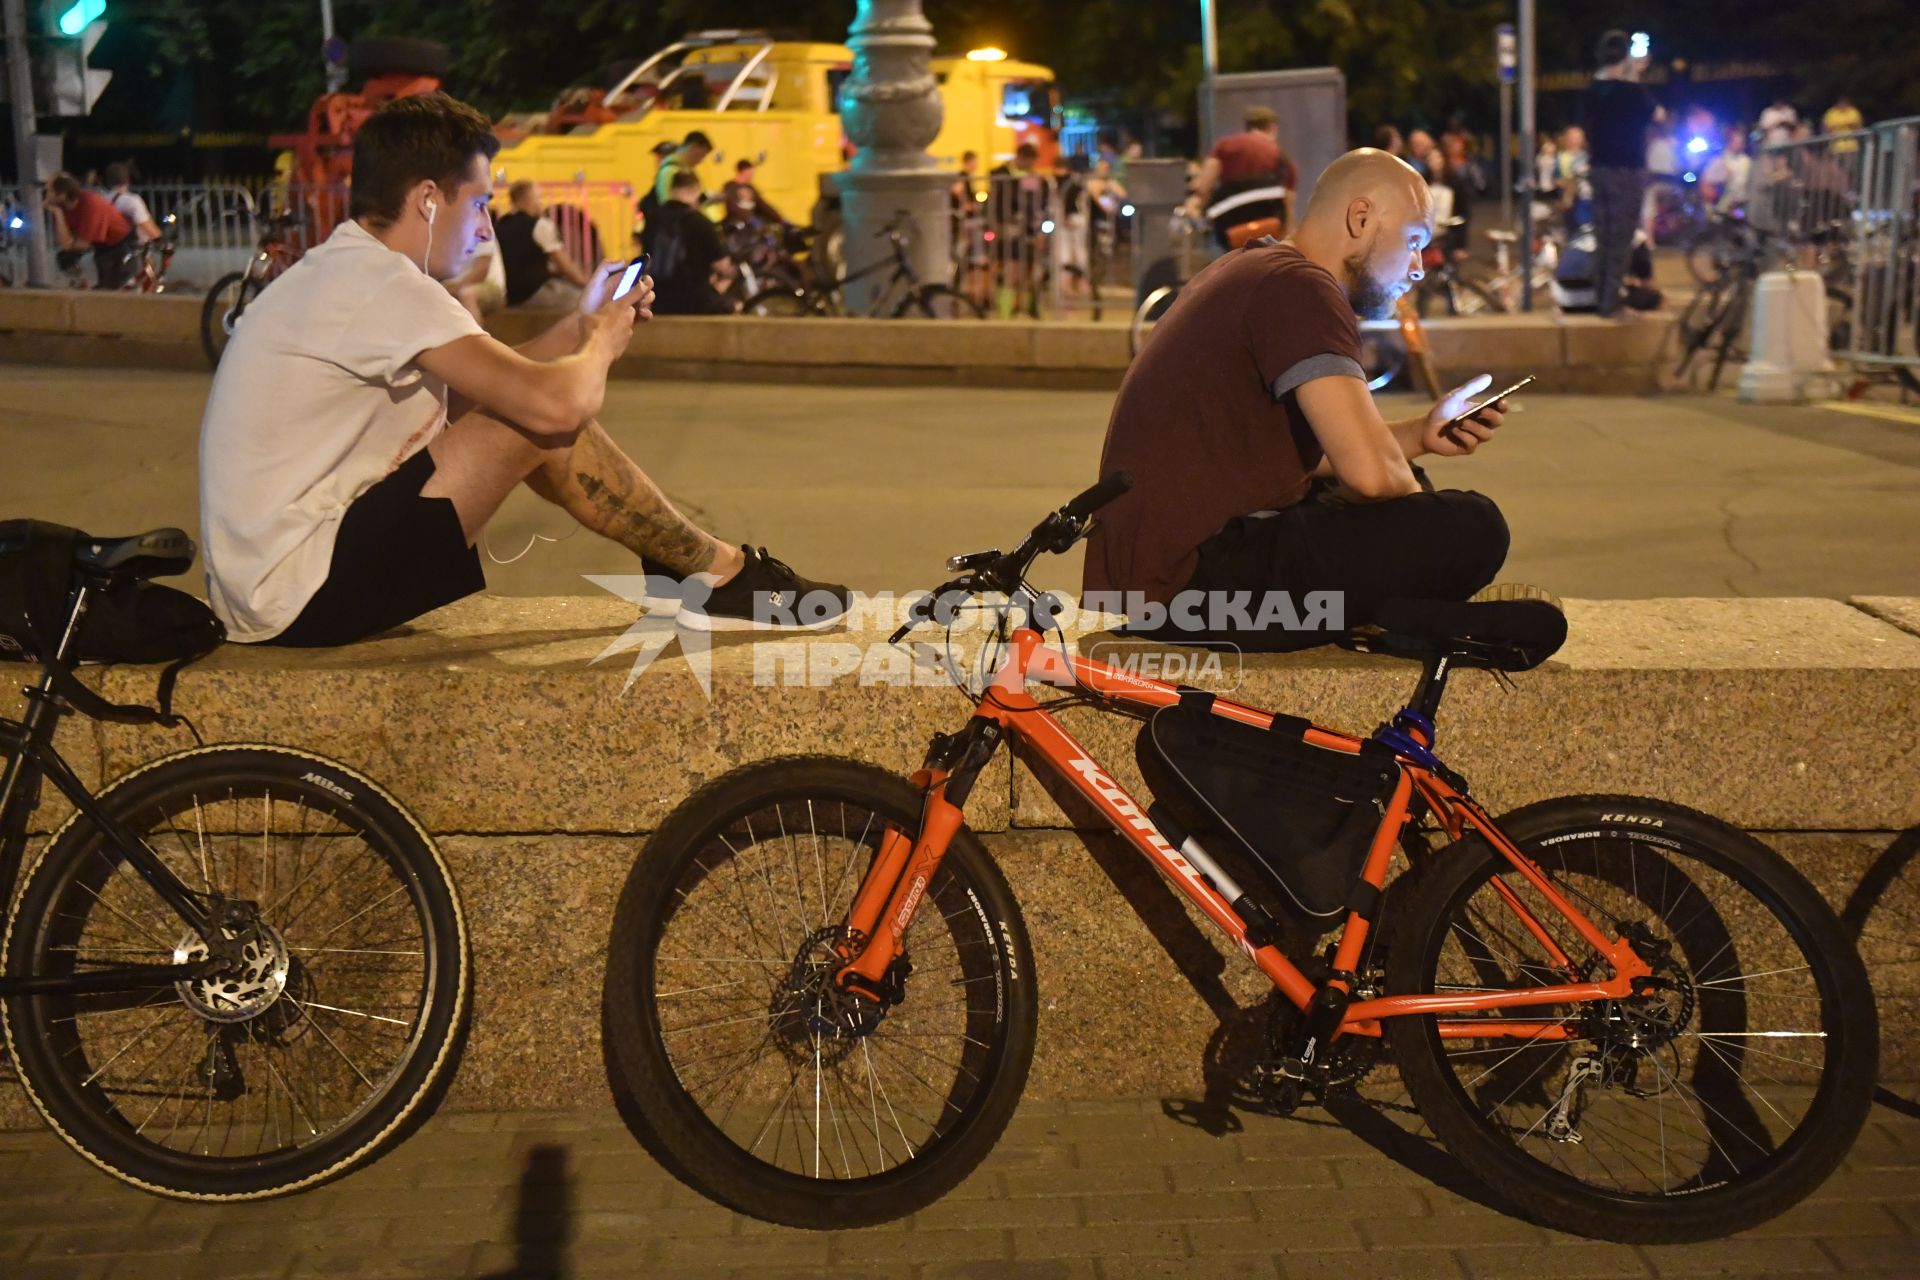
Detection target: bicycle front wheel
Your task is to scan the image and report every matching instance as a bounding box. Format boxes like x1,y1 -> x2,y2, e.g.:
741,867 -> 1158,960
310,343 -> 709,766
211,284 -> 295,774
892,284 -> 985,320
1129,285 -> 1178,358
2,745 -> 470,1199
741,285 -> 821,317
603,755 -> 1036,1228
1389,797 -> 1876,1242
200,272 -> 261,367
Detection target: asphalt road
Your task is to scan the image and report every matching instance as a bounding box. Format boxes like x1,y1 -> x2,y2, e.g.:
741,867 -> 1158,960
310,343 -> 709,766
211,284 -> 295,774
6,365 -> 1920,602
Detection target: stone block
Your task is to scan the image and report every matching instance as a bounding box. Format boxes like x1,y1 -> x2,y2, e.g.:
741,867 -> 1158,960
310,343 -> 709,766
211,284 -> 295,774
66,293 -> 200,342
0,289 -> 74,334
1561,312 -> 1677,368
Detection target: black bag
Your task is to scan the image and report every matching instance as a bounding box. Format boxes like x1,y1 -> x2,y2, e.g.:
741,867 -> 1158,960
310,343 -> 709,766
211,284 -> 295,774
1137,697 -> 1399,922
0,520 -> 225,725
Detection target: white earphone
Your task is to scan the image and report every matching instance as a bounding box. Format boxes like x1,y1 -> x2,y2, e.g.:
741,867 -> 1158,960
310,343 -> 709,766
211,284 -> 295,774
424,198 -> 437,225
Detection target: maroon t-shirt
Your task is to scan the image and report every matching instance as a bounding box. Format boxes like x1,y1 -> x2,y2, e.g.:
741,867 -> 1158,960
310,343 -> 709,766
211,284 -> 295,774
1210,131 -> 1293,188
1082,242 -> 1364,607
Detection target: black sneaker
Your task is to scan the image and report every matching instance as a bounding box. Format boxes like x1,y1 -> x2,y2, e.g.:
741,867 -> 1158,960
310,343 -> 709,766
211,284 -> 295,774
676,547 -> 852,632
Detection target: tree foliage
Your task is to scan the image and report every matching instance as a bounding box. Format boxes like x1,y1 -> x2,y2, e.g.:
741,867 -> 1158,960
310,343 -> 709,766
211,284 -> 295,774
82,0 -> 1920,141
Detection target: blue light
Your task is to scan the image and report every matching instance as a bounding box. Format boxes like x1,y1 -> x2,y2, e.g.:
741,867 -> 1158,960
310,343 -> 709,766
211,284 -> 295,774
57,0 -> 105,36
1686,136 -> 1710,155
7,216 -> 22,230
1683,172 -> 1697,183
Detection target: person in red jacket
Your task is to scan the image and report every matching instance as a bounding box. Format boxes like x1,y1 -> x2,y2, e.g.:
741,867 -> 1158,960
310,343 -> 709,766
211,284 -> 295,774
45,172 -> 136,288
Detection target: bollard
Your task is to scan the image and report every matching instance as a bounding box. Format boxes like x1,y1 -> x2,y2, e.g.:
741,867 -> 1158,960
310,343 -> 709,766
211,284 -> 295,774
1738,270 -> 1835,404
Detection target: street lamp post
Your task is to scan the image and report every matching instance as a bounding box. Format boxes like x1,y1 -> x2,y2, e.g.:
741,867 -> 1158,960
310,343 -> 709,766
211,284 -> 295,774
837,0 -> 951,316
3,0 -> 51,285
1518,0 -> 1537,310
1199,0 -> 1219,153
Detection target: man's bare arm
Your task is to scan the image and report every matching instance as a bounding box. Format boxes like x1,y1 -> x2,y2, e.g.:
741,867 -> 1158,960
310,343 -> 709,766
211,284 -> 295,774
418,309 -> 632,440
1295,375 -> 1420,500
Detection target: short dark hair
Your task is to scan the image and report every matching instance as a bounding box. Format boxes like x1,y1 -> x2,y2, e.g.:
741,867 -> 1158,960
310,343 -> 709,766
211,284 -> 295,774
104,162 -> 131,188
1595,30 -> 1631,67
683,130 -> 713,149
48,172 -> 81,200
1015,142 -> 1038,160
735,158 -> 754,173
350,93 -> 499,228
669,169 -> 702,193
1244,106 -> 1278,131
1372,124 -> 1401,150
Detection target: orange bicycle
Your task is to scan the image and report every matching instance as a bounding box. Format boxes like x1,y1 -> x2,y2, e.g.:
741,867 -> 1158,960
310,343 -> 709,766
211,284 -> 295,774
604,475 -> 1876,1239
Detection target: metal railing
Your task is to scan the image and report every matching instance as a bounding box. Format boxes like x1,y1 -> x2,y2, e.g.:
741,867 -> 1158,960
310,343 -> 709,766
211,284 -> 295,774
1749,118 -> 1920,373
951,171 -> 1137,320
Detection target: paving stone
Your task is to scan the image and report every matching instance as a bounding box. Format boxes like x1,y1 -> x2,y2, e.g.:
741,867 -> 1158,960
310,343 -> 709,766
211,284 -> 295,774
1280,1249 -> 1467,1280
833,1226 -> 1011,1264
656,1233 -> 831,1269
921,1261 -> 1098,1280
1096,1254 -> 1278,1279
910,1194 -> 1081,1229
1459,1242 -> 1650,1278
29,1221 -> 208,1260
1000,1164 -> 1167,1198
1079,1191 -> 1255,1225
1174,1157 -> 1334,1193
1636,1238 -> 1835,1275
1010,1223 -> 1186,1259
1816,1235 -> 1920,1271
287,1244 -> 472,1278
1185,1217 -> 1363,1254
1359,1213 -> 1556,1249
8,1260 -> 110,1280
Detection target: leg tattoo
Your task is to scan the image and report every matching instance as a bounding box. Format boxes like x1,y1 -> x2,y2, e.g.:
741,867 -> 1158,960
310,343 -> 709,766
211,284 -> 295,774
527,421 -> 727,575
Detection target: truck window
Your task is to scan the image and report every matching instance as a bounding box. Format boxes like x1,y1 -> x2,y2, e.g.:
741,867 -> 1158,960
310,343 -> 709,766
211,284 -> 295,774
826,67 -> 852,114
999,80 -> 1051,127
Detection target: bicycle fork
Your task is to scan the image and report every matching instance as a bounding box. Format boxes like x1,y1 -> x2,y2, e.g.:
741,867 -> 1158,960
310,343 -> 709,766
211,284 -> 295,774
833,719 -> 1005,1002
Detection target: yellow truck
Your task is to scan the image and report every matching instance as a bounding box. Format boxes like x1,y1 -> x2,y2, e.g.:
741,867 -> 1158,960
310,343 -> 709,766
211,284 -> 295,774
490,30 -> 1058,255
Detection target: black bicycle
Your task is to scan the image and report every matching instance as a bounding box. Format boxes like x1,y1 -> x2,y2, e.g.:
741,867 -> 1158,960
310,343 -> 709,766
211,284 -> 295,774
0,522 -> 469,1199
1673,221 -> 1854,392
741,211 -> 984,319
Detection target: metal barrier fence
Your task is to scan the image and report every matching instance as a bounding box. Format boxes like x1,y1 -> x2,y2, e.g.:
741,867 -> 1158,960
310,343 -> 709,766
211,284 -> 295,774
952,171 -> 1137,320
1750,117 -> 1920,373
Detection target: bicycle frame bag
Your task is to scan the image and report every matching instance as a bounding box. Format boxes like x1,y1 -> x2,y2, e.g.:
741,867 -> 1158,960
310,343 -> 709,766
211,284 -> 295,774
1137,695 -> 1400,922
0,520 -> 225,725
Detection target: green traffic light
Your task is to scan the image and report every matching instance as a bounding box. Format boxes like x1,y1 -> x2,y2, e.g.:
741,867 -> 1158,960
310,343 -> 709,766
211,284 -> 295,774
57,0 -> 105,37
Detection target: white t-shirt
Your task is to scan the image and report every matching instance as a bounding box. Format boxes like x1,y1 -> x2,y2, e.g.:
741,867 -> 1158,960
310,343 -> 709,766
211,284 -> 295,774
199,219 -> 486,641
110,190 -> 153,228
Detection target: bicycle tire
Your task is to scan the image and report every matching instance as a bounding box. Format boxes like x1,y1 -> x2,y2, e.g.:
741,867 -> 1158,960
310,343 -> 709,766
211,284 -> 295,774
603,755 -> 1036,1229
741,285 -> 822,317
892,284 -> 985,320
1388,796 -> 1876,1243
200,271 -> 261,367
1128,285 -> 1178,359
1,744 -> 470,1200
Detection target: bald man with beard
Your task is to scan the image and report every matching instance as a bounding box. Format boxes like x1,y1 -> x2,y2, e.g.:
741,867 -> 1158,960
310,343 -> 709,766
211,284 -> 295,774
1084,148 -> 1513,650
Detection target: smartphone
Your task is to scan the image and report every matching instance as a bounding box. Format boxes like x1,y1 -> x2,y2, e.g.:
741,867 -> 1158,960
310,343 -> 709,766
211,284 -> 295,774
612,255 -> 649,301
1445,375 -> 1534,430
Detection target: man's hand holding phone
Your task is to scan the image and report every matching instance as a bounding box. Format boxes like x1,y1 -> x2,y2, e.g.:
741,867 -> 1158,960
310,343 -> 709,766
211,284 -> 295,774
1422,373 -> 1530,457
582,255 -> 654,321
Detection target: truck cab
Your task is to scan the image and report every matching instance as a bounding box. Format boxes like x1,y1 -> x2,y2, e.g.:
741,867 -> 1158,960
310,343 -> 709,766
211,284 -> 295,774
490,30 -> 1057,260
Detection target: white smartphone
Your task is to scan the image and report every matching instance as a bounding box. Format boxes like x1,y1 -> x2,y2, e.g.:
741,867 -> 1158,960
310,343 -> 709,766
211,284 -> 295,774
1444,375 -> 1534,430
612,255 -> 649,301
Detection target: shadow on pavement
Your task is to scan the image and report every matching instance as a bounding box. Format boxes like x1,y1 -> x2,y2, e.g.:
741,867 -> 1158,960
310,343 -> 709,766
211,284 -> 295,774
477,1143 -> 574,1280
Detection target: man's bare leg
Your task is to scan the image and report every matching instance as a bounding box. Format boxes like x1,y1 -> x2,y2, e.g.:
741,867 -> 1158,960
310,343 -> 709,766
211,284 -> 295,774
422,406 -> 745,580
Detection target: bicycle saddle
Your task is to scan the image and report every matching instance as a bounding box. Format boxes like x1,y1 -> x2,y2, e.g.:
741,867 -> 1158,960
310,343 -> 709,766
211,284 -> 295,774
1346,584 -> 1567,672
72,528 -> 197,579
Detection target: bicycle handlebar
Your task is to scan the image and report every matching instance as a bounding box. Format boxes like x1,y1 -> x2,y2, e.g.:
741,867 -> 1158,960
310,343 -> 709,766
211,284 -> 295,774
886,473 -> 1134,646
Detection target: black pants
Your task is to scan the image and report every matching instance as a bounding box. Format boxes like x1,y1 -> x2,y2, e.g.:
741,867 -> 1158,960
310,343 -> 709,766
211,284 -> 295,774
1156,490 -> 1510,653
1590,166 -> 1646,318
93,231 -> 139,290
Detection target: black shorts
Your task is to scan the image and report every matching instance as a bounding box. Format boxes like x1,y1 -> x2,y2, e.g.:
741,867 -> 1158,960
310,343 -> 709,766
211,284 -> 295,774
266,447 -> 485,648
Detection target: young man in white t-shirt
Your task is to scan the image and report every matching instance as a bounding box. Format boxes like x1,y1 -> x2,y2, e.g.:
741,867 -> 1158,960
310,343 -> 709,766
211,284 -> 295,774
199,93 -> 849,646
104,163 -> 163,243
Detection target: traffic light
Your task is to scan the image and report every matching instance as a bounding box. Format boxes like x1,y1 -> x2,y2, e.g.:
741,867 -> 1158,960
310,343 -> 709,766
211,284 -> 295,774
56,0 -> 105,36
40,0 -> 112,117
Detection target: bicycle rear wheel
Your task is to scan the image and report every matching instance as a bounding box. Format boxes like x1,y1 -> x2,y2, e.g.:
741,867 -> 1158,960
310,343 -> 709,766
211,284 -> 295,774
603,755 -> 1036,1228
1389,797 -> 1875,1242
2,745 -> 469,1199
892,284 -> 985,319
